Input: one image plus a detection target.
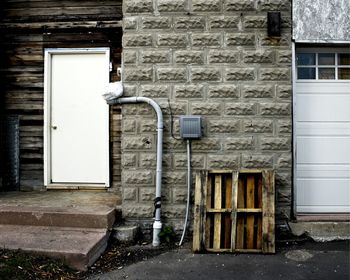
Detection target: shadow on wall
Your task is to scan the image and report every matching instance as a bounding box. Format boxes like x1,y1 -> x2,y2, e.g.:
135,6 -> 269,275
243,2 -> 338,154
0,29 -> 4,188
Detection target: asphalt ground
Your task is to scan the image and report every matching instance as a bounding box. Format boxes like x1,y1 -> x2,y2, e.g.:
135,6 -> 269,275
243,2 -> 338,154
90,241 -> 350,280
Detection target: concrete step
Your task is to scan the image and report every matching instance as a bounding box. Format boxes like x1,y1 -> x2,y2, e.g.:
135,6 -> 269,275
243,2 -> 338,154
0,224 -> 110,271
0,205 -> 116,229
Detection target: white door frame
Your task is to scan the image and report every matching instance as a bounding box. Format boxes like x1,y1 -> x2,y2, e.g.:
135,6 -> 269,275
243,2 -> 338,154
44,48 -> 110,188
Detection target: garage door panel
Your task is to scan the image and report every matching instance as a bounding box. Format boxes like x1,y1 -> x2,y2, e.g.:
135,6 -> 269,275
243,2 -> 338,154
297,179 -> 350,212
295,82 -> 350,94
297,136 -> 350,164
296,77 -> 350,213
296,94 -> 350,122
296,122 -> 350,136
297,164 -> 350,178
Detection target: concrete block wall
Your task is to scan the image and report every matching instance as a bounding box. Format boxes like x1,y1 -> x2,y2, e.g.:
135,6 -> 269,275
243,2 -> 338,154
121,0 -> 292,235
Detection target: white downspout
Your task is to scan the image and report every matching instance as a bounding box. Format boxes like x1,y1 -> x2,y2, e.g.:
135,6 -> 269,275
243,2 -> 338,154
107,96 -> 163,247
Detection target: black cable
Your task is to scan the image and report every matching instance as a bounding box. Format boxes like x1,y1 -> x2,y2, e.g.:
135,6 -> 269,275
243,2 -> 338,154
168,98 -> 182,140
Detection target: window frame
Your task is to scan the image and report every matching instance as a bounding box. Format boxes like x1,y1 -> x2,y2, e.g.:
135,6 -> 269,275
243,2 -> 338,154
296,48 -> 350,82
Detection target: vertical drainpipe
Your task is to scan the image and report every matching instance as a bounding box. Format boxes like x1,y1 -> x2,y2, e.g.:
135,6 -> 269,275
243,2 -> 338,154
107,96 -> 163,246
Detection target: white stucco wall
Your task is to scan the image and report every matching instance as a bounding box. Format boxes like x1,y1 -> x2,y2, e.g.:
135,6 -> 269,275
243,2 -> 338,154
293,0 -> 350,42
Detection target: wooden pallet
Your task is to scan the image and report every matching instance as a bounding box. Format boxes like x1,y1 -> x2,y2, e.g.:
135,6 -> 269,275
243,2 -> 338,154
193,169 -> 275,254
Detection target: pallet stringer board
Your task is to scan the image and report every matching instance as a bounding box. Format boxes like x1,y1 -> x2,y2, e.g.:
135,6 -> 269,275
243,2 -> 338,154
231,171 -> 239,251
262,170 -> 275,253
193,170 -> 208,252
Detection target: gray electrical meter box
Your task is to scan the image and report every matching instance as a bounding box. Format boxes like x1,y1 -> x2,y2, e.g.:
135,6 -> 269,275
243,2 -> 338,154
180,116 -> 202,139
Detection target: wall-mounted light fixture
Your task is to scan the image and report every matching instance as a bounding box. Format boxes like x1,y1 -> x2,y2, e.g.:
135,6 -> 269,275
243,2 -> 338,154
267,12 -> 281,37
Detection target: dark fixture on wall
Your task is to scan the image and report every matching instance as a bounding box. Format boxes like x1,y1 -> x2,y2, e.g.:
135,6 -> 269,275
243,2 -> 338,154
267,12 -> 281,37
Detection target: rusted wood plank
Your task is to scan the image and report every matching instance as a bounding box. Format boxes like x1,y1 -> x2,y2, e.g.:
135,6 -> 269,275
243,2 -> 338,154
257,175 -> 263,249
2,7 -> 122,22
262,170 -> 275,254
224,175 -> 232,248
214,175 -> 222,210
1,34 -> 43,43
193,170 -> 208,252
6,94 -> 43,102
20,153 -> 43,159
201,171 -> 208,251
237,175 -> 245,209
205,175 -> 212,248
20,142 -> 43,149
246,175 -> 255,249
231,171 -> 239,251
6,103 -> 44,111
20,163 -> 43,171
206,248 -> 232,253
236,208 -> 262,213
213,175 -> 222,250
207,209 -> 232,213
235,176 -> 245,249
42,32 -> 121,44
0,21 -> 122,30
3,2 -> 122,11
193,172 -> 203,252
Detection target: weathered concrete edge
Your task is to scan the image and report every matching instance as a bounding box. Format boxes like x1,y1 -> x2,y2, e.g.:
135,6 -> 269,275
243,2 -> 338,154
289,222 -> 350,242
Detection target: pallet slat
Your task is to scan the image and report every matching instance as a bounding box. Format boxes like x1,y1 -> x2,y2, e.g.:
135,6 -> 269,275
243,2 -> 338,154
257,176 -> 263,249
193,170 -> 208,252
262,170 -> 275,254
236,208 -> 262,213
213,175 -> 222,250
246,176 -> 255,249
205,175 -> 212,248
207,209 -> 232,213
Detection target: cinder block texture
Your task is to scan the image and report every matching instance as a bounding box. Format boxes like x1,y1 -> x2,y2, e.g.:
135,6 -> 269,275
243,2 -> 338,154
122,0 -> 292,225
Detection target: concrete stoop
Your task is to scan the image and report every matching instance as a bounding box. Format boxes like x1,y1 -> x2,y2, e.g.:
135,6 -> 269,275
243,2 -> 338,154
289,221 -> 350,242
0,205 -> 117,270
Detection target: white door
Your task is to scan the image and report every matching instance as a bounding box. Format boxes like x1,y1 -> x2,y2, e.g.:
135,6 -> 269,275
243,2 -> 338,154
295,49 -> 350,213
44,49 -> 110,187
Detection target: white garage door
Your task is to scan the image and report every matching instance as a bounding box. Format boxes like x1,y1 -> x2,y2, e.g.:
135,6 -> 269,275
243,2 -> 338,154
295,50 -> 350,213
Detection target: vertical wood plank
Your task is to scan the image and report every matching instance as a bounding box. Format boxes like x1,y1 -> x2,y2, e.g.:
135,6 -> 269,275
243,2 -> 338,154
207,174 -> 213,209
225,175 -> 232,208
235,176 -> 245,249
213,175 -> 222,249
237,175 -> 245,208
246,175 -> 255,249
231,171 -> 239,251
214,175 -> 222,209
192,170 -> 208,252
224,176 -> 232,248
201,170 -> 208,250
192,172 -> 202,252
262,170 -> 275,253
256,175 -> 263,249
205,175 -> 212,248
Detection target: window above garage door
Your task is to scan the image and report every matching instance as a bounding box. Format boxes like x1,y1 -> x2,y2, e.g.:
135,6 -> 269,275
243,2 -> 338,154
297,50 -> 350,80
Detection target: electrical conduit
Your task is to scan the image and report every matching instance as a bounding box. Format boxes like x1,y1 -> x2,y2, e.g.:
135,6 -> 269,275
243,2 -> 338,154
179,139 -> 191,246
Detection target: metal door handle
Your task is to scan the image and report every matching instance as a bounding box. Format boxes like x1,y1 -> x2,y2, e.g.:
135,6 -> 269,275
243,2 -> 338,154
52,126 -> 57,130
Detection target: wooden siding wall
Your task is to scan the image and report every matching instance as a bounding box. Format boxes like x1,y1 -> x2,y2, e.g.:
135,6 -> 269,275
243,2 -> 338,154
0,0 -> 122,190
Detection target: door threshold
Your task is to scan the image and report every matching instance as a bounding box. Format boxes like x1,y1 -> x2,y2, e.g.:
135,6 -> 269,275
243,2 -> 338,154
47,184 -> 108,191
